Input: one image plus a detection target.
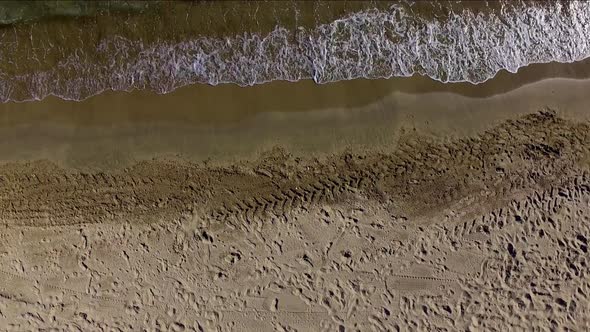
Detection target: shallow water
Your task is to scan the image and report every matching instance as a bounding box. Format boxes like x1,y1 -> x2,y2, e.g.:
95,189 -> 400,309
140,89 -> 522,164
1,1 -> 590,102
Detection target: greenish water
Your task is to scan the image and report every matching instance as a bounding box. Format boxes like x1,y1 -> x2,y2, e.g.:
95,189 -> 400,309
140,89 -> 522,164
0,0 -> 156,25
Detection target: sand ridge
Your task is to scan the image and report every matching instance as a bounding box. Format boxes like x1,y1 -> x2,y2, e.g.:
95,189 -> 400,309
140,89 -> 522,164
1,110 -> 585,227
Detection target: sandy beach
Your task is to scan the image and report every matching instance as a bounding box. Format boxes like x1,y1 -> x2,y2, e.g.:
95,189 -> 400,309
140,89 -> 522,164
3,1 -> 590,329
1,56 -> 590,330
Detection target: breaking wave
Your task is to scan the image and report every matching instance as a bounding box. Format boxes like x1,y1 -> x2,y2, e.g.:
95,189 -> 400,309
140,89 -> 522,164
1,0 -> 590,102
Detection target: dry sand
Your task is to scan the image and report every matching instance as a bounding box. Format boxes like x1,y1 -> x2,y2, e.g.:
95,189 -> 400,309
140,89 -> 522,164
2,63 -> 590,330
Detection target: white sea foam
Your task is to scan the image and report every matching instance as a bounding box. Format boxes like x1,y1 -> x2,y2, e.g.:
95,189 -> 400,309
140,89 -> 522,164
1,0 -> 590,102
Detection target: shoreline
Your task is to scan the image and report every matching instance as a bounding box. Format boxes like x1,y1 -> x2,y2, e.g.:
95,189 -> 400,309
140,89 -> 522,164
2,1 -> 589,103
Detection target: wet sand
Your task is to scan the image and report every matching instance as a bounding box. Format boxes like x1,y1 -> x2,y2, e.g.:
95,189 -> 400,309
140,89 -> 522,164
2,59 -> 590,170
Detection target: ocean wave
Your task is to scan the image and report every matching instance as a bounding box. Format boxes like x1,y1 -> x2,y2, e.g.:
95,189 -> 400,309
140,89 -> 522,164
1,0 -> 590,102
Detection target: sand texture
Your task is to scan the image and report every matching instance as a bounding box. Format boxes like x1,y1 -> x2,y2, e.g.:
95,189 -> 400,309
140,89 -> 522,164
1,109 -> 590,330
